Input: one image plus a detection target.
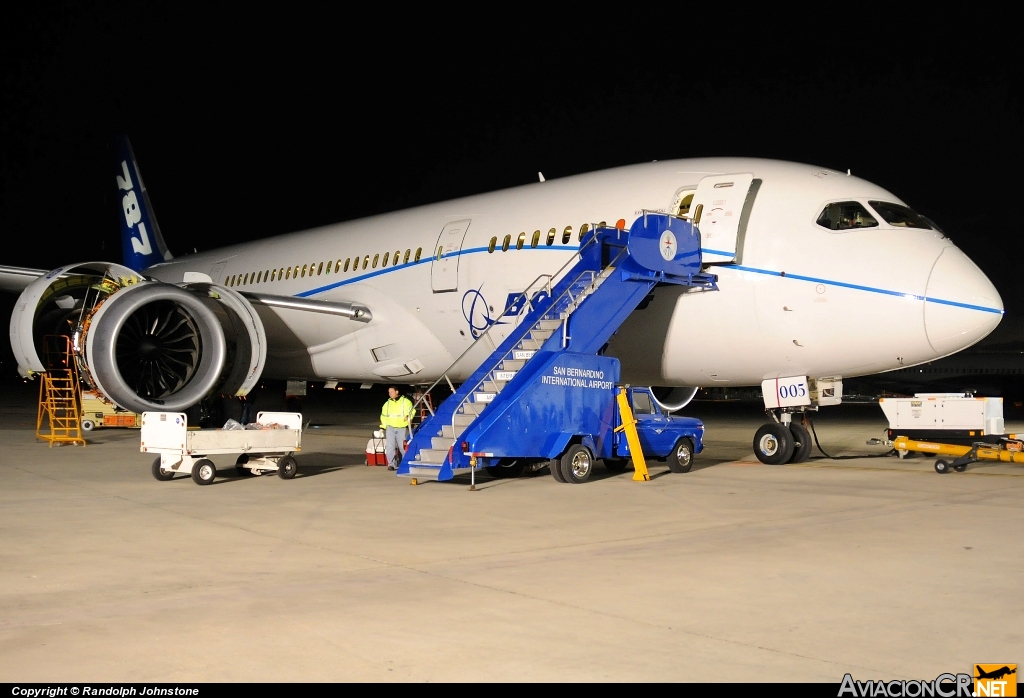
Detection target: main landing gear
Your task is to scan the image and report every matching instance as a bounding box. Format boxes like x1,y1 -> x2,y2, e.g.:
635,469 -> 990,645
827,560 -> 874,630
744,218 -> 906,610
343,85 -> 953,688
753,411 -> 813,465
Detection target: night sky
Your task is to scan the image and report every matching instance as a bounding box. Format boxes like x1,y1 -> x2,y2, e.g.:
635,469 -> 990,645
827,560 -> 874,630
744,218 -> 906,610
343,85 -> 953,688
2,7 -> 1021,370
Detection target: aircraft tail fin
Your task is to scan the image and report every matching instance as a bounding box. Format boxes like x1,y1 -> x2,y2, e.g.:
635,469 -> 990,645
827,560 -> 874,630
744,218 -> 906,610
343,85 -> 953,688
115,135 -> 173,271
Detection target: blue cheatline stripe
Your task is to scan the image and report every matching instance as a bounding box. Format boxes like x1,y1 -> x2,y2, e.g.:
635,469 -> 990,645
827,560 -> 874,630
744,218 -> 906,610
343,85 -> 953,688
295,244 -> 581,298
287,242 -> 1001,316
723,264 -> 1003,315
701,247 -> 736,257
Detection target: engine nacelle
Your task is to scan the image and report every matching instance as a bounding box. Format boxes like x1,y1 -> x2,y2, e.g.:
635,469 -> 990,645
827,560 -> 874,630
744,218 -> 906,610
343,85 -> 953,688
651,386 -> 698,413
9,262 -> 267,414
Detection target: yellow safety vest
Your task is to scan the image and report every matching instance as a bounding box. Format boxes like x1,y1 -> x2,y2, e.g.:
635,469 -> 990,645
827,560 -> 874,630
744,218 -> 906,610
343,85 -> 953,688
381,396 -> 413,428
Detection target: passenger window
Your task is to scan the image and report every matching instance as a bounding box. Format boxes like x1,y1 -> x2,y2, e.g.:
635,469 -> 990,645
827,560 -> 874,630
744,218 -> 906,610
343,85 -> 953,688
242,273 -> 248,285
372,254 -> 379,268
816,202 -> 879,231
403,249 -> 411,264
631,391 -> 655,415
531,230 -> 540,248
343,258 -> 350,272
258,272 -> 263,283
394,250 -> 400,266
382,252 -> 390,266
867,201 -> 936,230
285,268 -> 291,280
316,262 -> 322,275
325,260 -> 332,274
578,224 -> 589,241
488,236 -> 497,253
414,247 -> 422,263
516,232 -> 526,250
363,255 -> 370,269
562,226 -> 572,244
301,265 -> 307,278
336,259 -> 342,272
270,269 -> 276,281
502,234 -> 511,251
547,228 -> 556,246
436,246 -> 443,262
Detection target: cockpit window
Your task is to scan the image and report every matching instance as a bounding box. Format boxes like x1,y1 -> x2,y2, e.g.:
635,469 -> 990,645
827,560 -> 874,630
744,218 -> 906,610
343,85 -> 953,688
867,201 -> 935,230
816,202 -> 878,230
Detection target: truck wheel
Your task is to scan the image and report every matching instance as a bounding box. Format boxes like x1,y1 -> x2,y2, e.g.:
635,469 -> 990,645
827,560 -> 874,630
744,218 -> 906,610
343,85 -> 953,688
151,457 -> 175,481
191,459 -> 217,485
788,422 -> 812,463
81,419 -> 95,432
560,444 -> 594,484
277,455 -> 298,479
548,458 -> 566,483
604,458 -> 629,473
934,459 -> 951,474
486,459 -> 526,478
667,438 -> 695,473
753,423 -> 794,465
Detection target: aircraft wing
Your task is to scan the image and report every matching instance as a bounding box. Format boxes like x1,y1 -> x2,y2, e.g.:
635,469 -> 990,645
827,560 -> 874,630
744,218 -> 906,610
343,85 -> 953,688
0,265 -> 46,292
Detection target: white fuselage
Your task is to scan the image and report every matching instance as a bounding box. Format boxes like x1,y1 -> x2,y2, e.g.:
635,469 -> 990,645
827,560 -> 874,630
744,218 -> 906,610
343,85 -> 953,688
146,158 -> 1004,386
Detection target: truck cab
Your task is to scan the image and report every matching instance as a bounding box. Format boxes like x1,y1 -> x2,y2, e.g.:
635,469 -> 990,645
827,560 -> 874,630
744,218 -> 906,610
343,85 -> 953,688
611,386 -> 705,473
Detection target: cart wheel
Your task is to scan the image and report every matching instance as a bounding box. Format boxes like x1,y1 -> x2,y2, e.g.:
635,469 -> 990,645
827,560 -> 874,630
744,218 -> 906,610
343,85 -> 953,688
151,457 -> 175,481
934,459 -> 951,474
953,463 -> 967,472
81,419 -> 95,432
277,455 -> 298,479
192,459 -> 217,485
235,454 -> 254,476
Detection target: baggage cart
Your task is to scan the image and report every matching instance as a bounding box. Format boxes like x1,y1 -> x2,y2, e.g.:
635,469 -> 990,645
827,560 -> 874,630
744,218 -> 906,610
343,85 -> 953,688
140,411 -> 302,485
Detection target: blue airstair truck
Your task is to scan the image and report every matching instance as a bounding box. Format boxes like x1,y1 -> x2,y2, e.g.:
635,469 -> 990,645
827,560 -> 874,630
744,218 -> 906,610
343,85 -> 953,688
398,213 -> 718,484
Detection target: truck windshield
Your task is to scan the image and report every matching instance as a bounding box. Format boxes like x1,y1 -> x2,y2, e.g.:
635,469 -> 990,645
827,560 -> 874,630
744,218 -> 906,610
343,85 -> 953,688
631,392 -> 655,415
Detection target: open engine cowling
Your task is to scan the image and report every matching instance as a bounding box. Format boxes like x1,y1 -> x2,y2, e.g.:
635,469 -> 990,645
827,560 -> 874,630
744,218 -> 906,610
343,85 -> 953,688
10,262 -> 267,414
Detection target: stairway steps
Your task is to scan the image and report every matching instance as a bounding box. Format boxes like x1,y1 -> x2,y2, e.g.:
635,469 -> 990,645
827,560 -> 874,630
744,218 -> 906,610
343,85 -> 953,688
518,338 -> 541,350
453,414 -> 475,427
431,436 -> 455,451
463,402 -> 486,415
441,423 -> 465,439
500,360 -> 524,371
530,329 -> 554,342
536,319 -> 562,331
416,448 -> 449,464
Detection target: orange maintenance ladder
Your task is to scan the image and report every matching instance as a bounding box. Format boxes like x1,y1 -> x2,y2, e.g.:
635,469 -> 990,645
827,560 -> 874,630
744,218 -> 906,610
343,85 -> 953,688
36,335 -> 86,447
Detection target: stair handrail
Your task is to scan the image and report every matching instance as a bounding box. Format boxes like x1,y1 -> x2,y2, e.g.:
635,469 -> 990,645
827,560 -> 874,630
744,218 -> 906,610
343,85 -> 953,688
447,240 -> 630,443
409,235 -> 600,422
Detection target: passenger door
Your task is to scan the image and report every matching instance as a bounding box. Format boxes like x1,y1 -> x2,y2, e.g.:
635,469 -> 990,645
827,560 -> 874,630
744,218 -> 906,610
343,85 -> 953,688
431,219 -> 472,293
689,173 -> 757,264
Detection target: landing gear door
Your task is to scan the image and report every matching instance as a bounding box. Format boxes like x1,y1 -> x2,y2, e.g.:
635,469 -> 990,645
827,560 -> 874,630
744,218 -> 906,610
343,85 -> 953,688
431,219 -> 471,293
690,173 -> 756,264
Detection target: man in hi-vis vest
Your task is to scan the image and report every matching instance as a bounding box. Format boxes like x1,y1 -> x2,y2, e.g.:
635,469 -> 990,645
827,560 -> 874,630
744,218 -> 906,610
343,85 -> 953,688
380,386 -> 414,470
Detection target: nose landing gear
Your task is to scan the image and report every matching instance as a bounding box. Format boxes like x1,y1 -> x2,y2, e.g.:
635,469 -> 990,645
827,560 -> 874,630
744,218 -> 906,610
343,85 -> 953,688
753,411 -> 813,465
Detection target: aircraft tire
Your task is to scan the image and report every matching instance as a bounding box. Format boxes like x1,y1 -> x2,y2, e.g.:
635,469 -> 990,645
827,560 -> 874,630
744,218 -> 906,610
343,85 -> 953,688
753,423 -> 794,465
788,422 -> 812,463
560,444 -> 594,484
667,437 -> 695,473
151,457 -> 175,482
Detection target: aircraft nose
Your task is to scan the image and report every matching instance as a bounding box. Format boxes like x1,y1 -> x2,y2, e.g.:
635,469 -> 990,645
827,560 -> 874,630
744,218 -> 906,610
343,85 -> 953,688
924,246 -> 1003,356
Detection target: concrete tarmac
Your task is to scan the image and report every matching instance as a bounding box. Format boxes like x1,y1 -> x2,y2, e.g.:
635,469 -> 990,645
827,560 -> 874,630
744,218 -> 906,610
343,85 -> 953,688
1,388 -> 1022,682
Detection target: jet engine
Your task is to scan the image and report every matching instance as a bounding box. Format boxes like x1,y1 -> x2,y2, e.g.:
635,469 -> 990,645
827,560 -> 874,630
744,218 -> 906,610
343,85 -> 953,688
10,262 -> 266,414
651,386 -> 698,412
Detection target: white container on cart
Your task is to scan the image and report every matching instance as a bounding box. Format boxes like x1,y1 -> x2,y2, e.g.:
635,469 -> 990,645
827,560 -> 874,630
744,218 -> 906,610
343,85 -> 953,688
141,411 -> 303,485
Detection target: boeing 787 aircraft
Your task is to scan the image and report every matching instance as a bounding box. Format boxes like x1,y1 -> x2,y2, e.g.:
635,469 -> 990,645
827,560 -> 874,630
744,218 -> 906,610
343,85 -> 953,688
1,137 -> 1004,466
